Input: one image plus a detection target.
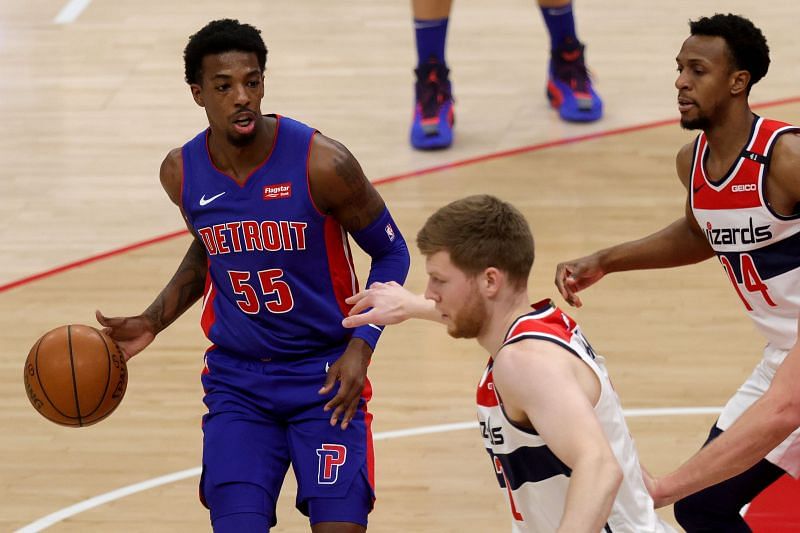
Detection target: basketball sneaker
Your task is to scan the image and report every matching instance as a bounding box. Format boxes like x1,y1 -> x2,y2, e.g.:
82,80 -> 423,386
410,59 -> 454,150
547,40 -> 603,122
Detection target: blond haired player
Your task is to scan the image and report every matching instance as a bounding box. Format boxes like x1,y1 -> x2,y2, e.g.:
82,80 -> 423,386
343,195 -> 673,532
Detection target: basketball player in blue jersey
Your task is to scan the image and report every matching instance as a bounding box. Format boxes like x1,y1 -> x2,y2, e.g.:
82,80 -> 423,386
95,19 -> 410,533
555,14 -> 800,532
342,195 -> 674,532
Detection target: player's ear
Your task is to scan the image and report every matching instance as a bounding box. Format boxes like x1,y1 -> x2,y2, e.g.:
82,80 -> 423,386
482,267 -> 502,298
190,83 -> 205,107
730,70 -> 750,97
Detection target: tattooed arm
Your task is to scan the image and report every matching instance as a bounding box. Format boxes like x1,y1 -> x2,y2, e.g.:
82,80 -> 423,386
97,148 -> 207,360
309,133 -> 410,429
308,134 -> 386,231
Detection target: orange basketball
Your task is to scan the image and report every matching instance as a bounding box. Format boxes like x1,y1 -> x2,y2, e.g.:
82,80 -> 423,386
23,324 -> 127,427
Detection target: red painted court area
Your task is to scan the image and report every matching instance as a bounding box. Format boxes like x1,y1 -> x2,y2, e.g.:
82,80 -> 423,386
745,475 -> 800,531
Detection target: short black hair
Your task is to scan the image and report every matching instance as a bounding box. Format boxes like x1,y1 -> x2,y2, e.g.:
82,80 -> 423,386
183,19 -> 268,85
689,14 -> 769,92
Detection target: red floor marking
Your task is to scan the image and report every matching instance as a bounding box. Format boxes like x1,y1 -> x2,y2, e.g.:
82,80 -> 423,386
0,230 -> 187,293
745,475 -> 800,531
3,94 -> 800,295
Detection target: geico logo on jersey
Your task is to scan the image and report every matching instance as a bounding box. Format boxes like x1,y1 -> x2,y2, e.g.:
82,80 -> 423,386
704,218 -> 772,246
263,182 -> 292,200
731,183 -> 757,193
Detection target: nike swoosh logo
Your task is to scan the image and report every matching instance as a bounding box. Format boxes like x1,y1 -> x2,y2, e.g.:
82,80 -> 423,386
199,192 -> 226,206
325,361 -> 331,373
693,183 -> 705,194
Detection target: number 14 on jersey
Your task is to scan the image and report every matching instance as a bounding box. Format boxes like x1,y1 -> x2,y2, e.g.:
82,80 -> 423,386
719,253 -> 776,311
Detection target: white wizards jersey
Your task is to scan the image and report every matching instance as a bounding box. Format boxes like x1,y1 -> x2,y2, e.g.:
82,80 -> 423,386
476,300 -> 673,532
690,116 -> 800,353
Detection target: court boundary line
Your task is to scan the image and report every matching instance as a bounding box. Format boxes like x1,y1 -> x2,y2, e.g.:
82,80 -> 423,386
14,406 -> 722,532
0,230 -> 187,293
53,0 -> 92,24
2,93 -> 799,295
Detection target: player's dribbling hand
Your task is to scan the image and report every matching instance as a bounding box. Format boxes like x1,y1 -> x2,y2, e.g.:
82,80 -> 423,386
96,310 -> 156,361
554,254 -> 606,308
341,281 -> 412,328
319,339 -> 372,430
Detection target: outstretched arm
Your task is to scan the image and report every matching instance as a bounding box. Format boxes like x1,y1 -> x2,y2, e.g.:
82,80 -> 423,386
651,325 -> 800,506
342,281 -> 445,328
97,149 -> 207,360
555,142 -> 714,307
309,133 -> 411,428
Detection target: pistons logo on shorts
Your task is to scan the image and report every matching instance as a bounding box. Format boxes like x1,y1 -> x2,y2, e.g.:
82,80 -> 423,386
316,443 -> 347,484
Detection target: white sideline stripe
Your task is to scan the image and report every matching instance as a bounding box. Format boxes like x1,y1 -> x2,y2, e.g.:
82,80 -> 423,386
374,420 -> 477,440
15,467 -> 201,532
15,406 -> 722,532
624,406 -> 722,417
53,0 -> 92,24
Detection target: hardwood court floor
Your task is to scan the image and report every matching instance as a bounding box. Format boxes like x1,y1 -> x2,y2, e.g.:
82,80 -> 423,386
5,105 -> 800,531
3,1 -> 800,531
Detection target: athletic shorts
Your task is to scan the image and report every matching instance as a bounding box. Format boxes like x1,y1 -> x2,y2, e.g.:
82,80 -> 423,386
717,344 -> 800,477
198,348 -> 375,526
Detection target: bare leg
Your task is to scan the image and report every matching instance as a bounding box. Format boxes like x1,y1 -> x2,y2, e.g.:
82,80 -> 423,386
537,0 -> 570,7
412,0 -> 453,19
311,522 -> 366,533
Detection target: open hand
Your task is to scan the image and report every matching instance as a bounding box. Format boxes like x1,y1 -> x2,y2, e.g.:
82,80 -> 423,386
342,281 -> 414,328
319,339 -> 372,429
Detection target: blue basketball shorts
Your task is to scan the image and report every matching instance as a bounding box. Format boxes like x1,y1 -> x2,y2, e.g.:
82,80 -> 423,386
198,348 -> 375,528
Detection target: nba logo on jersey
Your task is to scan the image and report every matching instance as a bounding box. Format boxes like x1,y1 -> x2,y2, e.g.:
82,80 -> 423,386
384,223 -> 396,242
316,443 -> 347,484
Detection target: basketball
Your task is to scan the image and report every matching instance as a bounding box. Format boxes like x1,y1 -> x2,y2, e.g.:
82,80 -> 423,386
23,324 -> 128,427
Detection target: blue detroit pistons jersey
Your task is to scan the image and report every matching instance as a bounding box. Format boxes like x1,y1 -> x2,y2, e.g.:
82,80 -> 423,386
181,115 -> 359,360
